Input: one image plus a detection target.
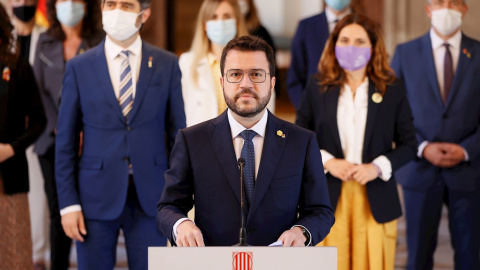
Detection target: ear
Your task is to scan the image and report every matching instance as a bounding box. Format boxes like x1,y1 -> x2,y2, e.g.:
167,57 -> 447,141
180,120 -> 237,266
140,8 -> 151,24
270,76 -> 276,93
461,4 -> 468,18
425,4 -> 432,19
220,76 -> 224,89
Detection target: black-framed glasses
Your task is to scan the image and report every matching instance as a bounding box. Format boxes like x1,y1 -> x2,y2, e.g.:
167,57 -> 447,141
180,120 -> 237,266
225,69 -> 270,83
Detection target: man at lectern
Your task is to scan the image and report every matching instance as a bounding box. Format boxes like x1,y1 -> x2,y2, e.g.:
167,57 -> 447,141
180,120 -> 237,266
157,35 -> 334,247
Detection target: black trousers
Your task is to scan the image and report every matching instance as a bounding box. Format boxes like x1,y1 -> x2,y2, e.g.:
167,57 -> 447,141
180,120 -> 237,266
38,145 -> 72,270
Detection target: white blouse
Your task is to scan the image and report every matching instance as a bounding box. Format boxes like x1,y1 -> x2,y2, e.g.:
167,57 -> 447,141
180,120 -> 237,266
320,79 -> 392,181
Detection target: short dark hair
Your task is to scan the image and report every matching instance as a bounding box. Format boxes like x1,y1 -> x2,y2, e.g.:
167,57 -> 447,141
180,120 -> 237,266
102,0 -> 150,10
220,35 -> 275,78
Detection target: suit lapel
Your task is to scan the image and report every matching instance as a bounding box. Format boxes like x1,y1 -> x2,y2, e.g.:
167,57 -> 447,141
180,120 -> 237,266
91,41 -> 125,122
445,34 -> 473,110
247,112 -> 287,221
362,80 -> 380,162
421,34 -> 444,107
129,43 -> 154,122
209,112 -> 242,203
325,86 -> 343,158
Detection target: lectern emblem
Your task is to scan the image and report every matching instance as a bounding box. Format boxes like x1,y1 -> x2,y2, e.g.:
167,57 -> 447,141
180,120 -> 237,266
232,252 -> 253,270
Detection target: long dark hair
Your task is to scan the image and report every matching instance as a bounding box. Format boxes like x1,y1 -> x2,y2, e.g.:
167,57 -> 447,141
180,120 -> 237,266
318,14 -> 395,95
0,3 -> 17,67
46,0 -> 103,41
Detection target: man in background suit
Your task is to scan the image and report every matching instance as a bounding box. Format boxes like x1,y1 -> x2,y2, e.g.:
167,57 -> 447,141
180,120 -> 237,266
392,0 -> 480,269
55,0 -> 185,269
287,0 -> 352,108
157,36 -> 334,247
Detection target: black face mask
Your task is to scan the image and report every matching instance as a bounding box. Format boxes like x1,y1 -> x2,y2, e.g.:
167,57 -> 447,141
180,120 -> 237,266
13,6 -> 37,22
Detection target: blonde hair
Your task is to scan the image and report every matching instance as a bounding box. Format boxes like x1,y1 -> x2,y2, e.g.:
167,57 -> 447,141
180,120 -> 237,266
190,0 -> 249,84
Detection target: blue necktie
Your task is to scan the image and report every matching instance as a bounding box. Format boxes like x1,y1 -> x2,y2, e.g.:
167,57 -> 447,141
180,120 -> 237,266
119,50 -> 134,120
240,130 -> 256,205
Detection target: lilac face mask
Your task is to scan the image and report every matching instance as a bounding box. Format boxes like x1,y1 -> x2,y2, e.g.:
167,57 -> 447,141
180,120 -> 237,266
335,46 -> 372,71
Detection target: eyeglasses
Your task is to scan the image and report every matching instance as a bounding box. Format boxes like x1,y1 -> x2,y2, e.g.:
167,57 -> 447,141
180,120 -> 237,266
225,69 -> 270,83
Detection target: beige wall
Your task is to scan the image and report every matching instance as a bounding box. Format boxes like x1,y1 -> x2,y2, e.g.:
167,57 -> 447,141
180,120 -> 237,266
384,0 -> 480,55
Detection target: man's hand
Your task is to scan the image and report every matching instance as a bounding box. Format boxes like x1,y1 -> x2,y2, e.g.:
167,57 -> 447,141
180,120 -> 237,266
423,143 -> 465,168
349,164 -> 378,185
176,220 -> 205,247
61,211 -> 87,242
0,143 -> 14,163
277,227 -> 306,247
324,158 -> 356,182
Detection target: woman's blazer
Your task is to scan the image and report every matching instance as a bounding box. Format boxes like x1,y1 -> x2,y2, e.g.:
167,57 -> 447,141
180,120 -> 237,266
296,76 -> 417,223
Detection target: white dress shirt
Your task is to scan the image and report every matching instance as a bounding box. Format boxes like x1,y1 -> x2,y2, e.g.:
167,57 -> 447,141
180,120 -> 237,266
417,29 -> 468,160
105,35 -> 142,99
320,79 -> 392,181
60,36 -> 143,216
325,6 -> 351,33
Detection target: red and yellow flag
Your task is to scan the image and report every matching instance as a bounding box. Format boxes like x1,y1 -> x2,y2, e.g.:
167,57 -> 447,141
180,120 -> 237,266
35,0 -> 48,27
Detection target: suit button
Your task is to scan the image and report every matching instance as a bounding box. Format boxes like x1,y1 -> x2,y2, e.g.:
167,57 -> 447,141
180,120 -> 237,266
123,157 -> 129,162
127,126 -> 132,131
443,114 -> 447,119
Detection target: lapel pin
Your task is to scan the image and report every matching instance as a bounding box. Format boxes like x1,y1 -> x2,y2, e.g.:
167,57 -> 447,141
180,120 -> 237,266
79,48 -> 85,55
372,92 -> 383,104
2,67 -> 10,82
463,48 -> 471,58
277,130 -> 285,138
148,56 -> 153,68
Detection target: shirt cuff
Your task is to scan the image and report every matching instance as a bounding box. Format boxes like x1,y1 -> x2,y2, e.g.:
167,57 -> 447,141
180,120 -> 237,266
173,218 -> 193,240
320,149 -> 335,174
462,147 -> 469,161
291,225 -> 312,246
372,155 -> 392,181
417,141 -> 429,158
60,205 -> 82,216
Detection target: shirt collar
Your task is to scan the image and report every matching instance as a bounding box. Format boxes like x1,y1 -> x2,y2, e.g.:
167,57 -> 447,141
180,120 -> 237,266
228,108 -> 268,139
105,35 -> 142,60
325,6 -> 351,24
430,28 -> 462,50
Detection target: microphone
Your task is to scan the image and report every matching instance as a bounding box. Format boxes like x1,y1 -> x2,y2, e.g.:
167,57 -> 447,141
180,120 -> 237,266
234,157 -> 249,246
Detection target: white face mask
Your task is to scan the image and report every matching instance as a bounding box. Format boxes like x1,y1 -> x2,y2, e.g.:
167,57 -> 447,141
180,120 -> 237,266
431,8 -> 463,36
206,19 -> 237,46
238,0 -> 250,16
102,9 -> 143,42
56,1 -> 85,27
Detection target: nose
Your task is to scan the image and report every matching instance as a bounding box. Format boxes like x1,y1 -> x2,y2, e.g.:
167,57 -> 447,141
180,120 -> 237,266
239,72 -> 253,88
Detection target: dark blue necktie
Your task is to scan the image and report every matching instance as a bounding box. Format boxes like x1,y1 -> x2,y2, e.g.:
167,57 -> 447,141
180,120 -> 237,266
240,130 -> 256,205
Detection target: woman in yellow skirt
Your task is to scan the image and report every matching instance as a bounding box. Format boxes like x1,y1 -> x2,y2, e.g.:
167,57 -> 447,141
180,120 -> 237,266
296,14 -> 417,270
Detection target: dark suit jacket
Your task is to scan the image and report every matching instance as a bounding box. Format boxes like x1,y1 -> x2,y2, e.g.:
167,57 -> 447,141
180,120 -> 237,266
33,31 -> 104,156
296,76 -> 417,223
0,57 -> 46,194
157,111 -> 334,246
392,33 -> 480,192
287,12 -> 329,108
55,40 -> 186,220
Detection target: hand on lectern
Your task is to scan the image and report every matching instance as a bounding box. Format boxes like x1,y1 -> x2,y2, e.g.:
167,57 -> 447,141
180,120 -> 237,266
277,227 -> 306,247
176,220 -> 205,247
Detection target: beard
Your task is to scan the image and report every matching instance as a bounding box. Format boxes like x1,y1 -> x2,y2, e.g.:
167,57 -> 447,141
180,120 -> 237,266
224,86 -> 272,118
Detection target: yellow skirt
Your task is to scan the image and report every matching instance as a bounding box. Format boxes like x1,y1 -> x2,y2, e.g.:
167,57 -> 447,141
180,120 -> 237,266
317,180 -> 397,270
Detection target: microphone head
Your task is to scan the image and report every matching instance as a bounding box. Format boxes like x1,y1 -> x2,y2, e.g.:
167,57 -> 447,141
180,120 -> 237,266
238,157 -> 246,166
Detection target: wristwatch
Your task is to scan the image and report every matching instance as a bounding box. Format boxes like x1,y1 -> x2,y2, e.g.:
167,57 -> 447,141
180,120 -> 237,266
299,226 -> 311,246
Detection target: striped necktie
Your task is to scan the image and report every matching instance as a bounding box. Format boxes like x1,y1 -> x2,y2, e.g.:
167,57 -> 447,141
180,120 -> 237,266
119,50 -> 134,120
